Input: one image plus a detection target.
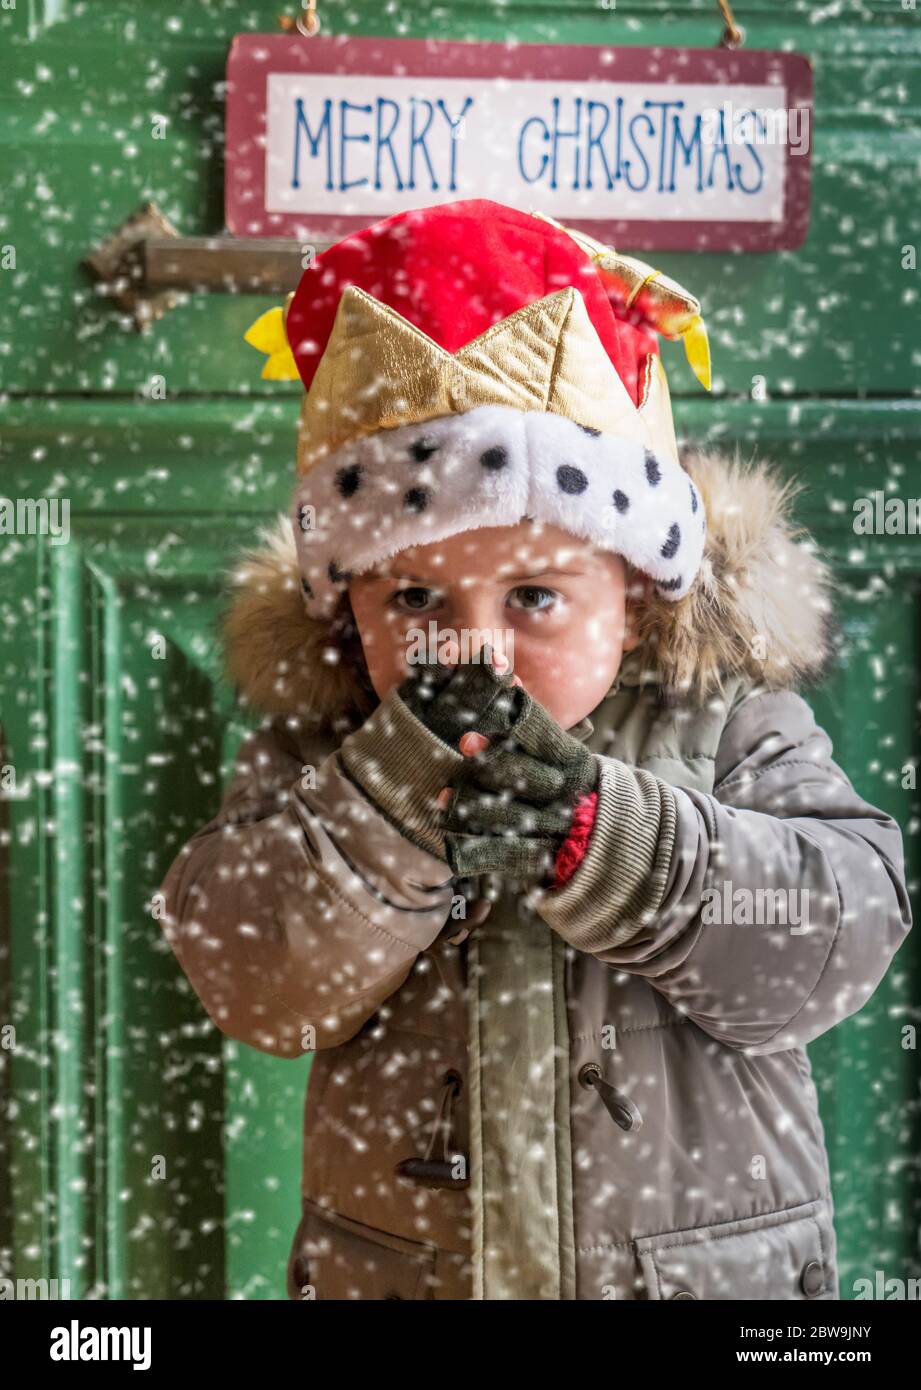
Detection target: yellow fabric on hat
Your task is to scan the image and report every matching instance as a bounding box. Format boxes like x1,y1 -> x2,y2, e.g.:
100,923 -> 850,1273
681,315 -> 712,391
244,306 -> 300,381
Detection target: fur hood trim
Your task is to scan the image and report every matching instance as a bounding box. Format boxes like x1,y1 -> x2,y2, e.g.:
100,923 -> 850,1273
222,449 -> 835,724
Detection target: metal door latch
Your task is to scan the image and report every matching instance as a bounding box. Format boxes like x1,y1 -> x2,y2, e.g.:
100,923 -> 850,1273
81,200 -> 330,331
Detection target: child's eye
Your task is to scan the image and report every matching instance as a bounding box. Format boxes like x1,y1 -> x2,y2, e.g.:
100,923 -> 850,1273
390,586 -> 441,613
507,585 -> 557,611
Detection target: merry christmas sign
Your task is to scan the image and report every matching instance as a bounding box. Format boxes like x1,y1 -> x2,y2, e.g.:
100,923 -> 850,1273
225,35 -> 812,252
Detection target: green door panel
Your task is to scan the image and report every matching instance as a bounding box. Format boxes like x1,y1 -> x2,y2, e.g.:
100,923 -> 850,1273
806,581 -> 921,1299
0,518 -> 309,1298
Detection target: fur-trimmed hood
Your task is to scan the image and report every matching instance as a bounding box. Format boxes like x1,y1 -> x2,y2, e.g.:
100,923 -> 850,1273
222,449 -> 835,726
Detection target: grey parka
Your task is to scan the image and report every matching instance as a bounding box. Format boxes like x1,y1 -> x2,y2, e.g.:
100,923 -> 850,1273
158,450 -> 912,1301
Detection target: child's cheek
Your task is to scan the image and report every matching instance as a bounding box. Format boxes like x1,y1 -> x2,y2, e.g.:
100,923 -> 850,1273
511,607 -> 625,727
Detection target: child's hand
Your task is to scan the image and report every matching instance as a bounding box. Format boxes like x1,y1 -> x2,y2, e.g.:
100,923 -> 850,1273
437,686 -> 599,884
396,647 -> 519,747
338,647 -> 517,865
433,664 -> 522,808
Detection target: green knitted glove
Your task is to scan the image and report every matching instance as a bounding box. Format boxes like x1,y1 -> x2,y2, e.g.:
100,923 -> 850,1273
338,653 -> 518,862
397,653 -> 520,745
443,686 -> 600,883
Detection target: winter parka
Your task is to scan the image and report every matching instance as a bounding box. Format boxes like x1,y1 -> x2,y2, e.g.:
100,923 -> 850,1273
158,450 -> 912,1301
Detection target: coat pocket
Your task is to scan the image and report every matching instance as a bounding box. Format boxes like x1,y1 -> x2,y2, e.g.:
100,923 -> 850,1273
634,1196 -> 838,1301
287,1195 -> 438,1300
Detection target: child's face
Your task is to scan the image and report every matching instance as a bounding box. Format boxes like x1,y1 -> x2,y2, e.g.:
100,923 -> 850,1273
348,521 -> 644,731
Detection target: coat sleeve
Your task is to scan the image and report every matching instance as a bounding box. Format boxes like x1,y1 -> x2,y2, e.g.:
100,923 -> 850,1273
157,716 -> 457,1058
537,687 -> 913,1055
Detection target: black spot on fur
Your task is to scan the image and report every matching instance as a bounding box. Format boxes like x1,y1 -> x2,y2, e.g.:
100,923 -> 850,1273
657,574 -> 683,593
404,487 -> 430,512
480,446 -> 508,471
556,465 -> 588,495
328,559 -> 352,585
689,479 -> 698,514
661,523 -> 681,560
644,451 -> 661,486
335,464 -> 362,498
612,490 -> 630,514
577,423 -> 601,437
409,436 -> 439,463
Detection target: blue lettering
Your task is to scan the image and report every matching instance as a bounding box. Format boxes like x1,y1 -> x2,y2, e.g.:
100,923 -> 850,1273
733,112 -> 765,194
518,115 -> 550,184
408,97 -> 438,190
623,112 -> 653,192
339,100 -> 371,192
669,112 -> 703,193
705,109 -> 735,191
374,98 -> 404,191
643,100 -> 685,194
585,101 -> 615,190
436,96 -> 474,192
549,96 -> 583,190
292,97 -> 332,191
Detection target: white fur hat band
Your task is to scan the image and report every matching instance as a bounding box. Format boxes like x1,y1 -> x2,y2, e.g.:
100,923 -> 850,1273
291,403 -> 706,617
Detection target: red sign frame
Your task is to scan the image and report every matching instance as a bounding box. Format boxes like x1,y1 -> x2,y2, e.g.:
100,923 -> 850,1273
225,34 -> 813,252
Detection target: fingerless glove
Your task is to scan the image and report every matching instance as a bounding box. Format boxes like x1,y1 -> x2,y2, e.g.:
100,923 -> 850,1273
338,655 -> 519,861
442,682 -> 600,883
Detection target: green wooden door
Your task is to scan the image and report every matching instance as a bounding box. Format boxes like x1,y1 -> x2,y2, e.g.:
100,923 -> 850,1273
1,1 -> 919,1299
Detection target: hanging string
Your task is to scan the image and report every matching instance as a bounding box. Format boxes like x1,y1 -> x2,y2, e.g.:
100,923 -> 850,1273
297,1 -> 320,36
716,0 -> 744,49
422,1074 -> 459,1163
285,2 -> 740,48
279,1 -> 320,36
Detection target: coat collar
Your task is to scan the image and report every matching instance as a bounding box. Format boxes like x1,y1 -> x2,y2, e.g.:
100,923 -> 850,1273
569,647 -> 662,743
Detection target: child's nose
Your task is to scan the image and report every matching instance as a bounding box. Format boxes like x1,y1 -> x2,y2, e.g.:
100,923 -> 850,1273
440,598 -> 510,670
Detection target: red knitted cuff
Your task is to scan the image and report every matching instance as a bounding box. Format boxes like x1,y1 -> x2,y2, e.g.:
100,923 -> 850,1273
552,791 -> 599,889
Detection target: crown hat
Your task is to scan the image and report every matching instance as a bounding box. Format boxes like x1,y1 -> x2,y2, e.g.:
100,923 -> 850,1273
244,199 -> 712,618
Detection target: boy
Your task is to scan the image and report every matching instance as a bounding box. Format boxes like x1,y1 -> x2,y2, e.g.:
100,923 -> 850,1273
158,201 -> 912,1300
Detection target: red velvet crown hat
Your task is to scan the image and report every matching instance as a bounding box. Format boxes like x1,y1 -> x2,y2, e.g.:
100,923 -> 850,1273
244,200 -> 712,616
285,199 -> 658,408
